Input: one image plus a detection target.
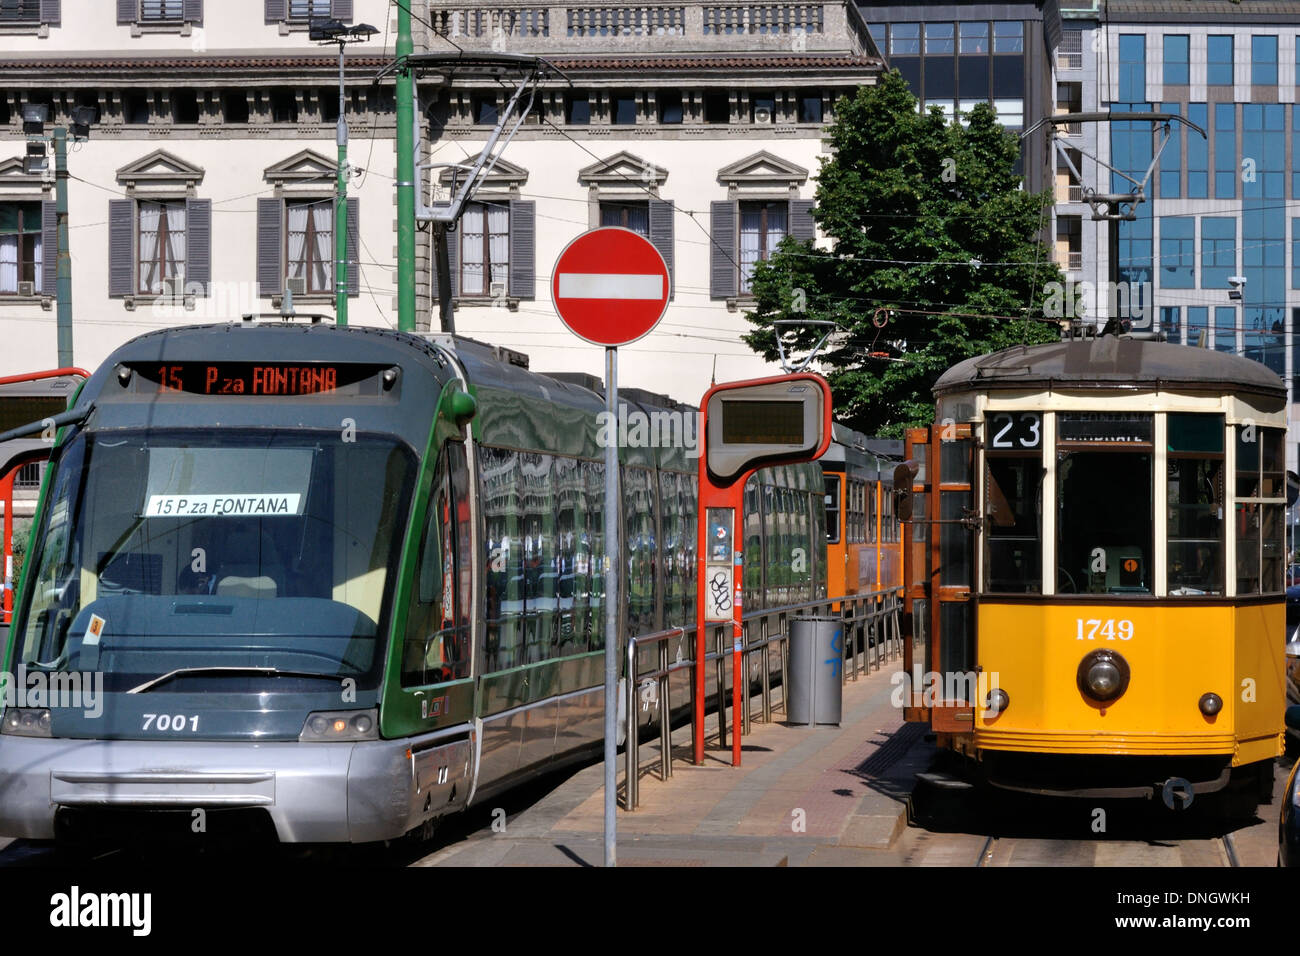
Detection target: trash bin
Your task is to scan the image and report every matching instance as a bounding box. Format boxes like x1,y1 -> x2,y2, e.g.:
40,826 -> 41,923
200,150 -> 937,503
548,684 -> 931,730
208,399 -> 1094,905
787,615 -> 843,726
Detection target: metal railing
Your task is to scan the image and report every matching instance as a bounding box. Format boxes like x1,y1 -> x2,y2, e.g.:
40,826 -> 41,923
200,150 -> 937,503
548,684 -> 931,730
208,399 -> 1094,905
621,586 -> 903,809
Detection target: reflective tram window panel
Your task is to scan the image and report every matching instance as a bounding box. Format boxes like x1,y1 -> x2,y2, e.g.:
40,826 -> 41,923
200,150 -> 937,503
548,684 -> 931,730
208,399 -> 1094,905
1056,413 -> 1154,595
1166,414 -> 1225,596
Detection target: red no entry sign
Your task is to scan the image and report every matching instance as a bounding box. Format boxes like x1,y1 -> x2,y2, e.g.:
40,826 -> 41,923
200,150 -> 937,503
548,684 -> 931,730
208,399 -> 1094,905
551,227 -> 670,347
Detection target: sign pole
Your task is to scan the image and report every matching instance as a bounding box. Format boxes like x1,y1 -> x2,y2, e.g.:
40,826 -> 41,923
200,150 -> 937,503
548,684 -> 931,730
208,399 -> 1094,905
549,226 -> 671,865
603,345 -> 619,868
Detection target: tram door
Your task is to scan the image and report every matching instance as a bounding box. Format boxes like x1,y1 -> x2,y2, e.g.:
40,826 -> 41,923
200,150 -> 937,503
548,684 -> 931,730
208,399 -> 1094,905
901,424 -> 977,730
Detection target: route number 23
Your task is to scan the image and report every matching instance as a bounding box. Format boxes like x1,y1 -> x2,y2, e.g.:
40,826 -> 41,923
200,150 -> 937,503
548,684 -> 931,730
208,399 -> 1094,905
990,412 -> 1041,449
1075,619 -> 1134,641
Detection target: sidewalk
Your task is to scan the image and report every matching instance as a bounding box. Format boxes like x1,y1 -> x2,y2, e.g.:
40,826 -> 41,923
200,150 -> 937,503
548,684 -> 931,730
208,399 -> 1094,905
419,662 -> 933,866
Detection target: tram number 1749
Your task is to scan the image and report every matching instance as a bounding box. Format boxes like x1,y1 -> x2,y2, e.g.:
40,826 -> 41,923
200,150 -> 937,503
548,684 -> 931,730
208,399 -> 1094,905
1075,619 -> 1135,641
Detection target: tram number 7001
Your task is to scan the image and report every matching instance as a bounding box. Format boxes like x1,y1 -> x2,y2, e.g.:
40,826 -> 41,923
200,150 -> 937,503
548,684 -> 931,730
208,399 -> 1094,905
142,714 -> 200,732
1075,619 -> 1134,641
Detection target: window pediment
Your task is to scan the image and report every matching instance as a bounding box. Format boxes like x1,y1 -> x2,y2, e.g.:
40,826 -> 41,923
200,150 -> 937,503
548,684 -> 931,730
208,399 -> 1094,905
115,149 -> 205,194
437,157 -> 528,191
263,149 -> 337,189
578,151 -> 668,189
0,157 -> 47,196
716,151 -> 808,189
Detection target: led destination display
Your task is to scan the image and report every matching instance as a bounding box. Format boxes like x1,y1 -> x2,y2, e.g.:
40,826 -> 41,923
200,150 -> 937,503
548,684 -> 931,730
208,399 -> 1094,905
135,363 -> 384,397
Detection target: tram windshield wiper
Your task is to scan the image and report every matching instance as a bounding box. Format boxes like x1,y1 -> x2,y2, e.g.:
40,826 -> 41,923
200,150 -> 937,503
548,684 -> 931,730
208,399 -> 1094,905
126,666 -> 352,694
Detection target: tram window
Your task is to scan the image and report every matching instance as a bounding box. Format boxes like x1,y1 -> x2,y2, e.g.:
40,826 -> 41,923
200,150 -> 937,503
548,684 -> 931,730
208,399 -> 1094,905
481,446 -> 522,670
659,471 -> 683,628
1056,446 -> 1153,595
824,475 -> 841,544
795,494 -> 806,598
555,457 -> 584,656
1167,414 -> 1224,596
624,467 -> 657,636
403,444 -> 470,687
884,479 -> 896,543
984,455 -> 1042,593
743,478 -> 763,611
584,459 -> 606,652
1235,425 -> 1286,594
763,484 -> 781,605
856,480 -> 867,543
520,453 -> 554,663
682,474 -> 698,621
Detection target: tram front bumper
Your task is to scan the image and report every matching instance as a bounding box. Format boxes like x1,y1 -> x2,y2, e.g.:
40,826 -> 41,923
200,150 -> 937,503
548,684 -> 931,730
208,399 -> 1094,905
0,734 -> 420,843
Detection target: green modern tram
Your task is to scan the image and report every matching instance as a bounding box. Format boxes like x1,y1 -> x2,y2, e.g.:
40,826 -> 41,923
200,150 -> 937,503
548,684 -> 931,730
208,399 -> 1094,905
0,323 -> 826,843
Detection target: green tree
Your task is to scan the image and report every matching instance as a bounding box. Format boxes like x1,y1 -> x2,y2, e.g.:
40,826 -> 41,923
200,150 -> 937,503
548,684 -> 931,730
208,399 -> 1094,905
743,71 -> 1063,436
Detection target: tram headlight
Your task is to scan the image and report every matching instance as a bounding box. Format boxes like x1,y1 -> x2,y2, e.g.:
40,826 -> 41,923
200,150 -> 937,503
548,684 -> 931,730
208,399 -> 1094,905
985,689 -> 1010,715
1,708 -> 53,737
299,708 -> 379,742
1198,692 -> 1223,717
1077,650 -> 1130,704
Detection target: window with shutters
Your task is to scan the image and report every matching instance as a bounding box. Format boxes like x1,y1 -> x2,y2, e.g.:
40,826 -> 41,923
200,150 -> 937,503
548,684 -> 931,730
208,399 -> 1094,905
0,202 -> 43,296
0,0 -> 58,30
110,196 -> 210,301
577,153 -> 673,296
435,197 -> 534,306
710,165 -> 812,301
137,200 -> 186,294
738,200 -> 787,294
286,199 -> 333,295
459,200 -> 509,298
111,152 -> 208,302
267,0 -> 352,31
119,0 -> 201,31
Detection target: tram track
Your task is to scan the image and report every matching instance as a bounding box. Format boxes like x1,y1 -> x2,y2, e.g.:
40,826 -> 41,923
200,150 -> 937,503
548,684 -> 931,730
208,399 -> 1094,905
971,831 -> 1243,867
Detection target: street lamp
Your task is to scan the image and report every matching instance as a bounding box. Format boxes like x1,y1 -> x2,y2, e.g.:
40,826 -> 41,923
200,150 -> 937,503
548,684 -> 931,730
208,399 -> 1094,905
310,17 -> 379,327
22,103 -> 49,135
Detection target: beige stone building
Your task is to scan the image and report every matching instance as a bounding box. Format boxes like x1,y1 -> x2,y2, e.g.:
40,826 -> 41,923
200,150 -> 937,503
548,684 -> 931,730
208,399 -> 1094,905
0,1 -> 881,405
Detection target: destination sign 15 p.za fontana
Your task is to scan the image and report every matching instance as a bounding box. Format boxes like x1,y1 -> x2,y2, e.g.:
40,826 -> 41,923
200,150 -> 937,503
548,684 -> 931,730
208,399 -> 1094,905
132,363 -> 386,397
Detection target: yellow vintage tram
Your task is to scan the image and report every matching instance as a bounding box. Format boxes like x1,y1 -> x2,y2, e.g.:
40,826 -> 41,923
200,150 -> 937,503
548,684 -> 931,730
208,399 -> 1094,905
900,336 -> 1287,805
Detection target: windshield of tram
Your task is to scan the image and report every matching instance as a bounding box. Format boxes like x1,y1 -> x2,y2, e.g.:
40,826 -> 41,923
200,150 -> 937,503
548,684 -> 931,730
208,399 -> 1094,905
14,429 -> 415,691
1056,413 -> 1154,595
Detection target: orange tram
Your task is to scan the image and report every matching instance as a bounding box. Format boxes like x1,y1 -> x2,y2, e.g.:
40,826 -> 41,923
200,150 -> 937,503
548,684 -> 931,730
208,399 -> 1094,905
821,424 -> 904,602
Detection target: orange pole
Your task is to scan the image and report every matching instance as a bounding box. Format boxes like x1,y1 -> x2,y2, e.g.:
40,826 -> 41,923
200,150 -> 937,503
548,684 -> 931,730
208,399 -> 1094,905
0,366 -> 90,388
